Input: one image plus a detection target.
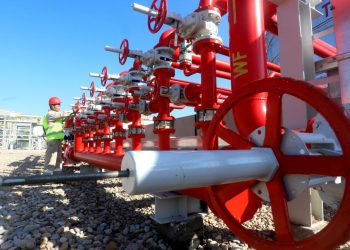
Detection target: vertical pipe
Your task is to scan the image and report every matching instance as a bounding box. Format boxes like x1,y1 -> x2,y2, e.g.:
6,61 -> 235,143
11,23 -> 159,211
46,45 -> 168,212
153,68 -> 175,150
83,132 -> 89,152
114,120 -> 125,156
74,134 -> 83,153
333,0 -> 350,105
88,131 -> 95,153
103,125 -> 111,154
228,0 -> 267,137
200,49 -> 217,109
95,129 -> 102,153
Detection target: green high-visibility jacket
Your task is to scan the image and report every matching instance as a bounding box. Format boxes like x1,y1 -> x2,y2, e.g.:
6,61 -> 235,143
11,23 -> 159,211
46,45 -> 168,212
42,111 -> 64,141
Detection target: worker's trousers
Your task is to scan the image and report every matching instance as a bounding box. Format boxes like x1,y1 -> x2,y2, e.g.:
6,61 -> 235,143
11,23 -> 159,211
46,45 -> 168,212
44,139 -> 63,170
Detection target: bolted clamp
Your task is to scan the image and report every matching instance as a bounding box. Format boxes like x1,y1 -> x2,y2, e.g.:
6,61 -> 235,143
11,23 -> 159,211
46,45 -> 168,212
128,127 -> 146,135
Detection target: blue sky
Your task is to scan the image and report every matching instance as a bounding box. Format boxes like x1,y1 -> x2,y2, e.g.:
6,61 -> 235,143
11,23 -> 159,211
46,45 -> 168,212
0,0 -> 221,118
0,0 -> 332,118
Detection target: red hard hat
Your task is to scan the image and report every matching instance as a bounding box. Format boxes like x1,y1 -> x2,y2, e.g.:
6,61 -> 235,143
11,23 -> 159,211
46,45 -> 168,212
48,96 -> 62,105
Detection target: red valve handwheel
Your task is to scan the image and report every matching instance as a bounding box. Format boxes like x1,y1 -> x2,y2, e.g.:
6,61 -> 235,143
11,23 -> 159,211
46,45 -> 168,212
119,39 -> 129,65
90,81 -> 95,97
148,0 -> 167,34
204,77 -> 350,250
81,92 -> 86,106
101,66 -> 108,86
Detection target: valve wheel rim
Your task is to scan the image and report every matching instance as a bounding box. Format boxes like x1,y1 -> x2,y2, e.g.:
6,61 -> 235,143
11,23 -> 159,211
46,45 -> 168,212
119,39 -> 129,65
148,0 -> 167,34
101,66 -> 108,86
204,77 -> 350,249
81,92 -> 86,106
90,81 -> 95,97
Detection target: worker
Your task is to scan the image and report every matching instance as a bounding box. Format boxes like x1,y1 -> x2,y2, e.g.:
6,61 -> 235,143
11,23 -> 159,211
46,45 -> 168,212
42,96 -> 75,174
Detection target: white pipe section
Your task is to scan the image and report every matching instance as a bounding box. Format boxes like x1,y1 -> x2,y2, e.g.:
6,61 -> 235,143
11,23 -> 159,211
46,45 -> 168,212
132,3 -> 158,17
105,46 -> 123,54
90,72 -> 102,78
121,148 -> 279,195
333,0 -> 350,105
296,132 -> 334,144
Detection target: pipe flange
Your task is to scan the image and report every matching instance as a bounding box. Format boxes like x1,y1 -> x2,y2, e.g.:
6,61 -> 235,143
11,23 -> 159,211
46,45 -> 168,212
102,134 -> 113,140
113,131 -> 127,138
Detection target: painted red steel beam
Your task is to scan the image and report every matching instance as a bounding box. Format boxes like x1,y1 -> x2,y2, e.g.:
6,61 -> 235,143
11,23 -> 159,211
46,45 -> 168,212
73,152 -> 123,171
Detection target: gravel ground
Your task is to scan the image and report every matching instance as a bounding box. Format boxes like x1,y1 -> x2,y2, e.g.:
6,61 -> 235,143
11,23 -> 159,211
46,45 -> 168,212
0,150 -> 349,250
0,150 -> 248,250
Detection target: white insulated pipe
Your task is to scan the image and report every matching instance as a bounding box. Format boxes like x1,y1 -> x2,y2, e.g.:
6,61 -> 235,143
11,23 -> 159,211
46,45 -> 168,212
121,148 -> 279,195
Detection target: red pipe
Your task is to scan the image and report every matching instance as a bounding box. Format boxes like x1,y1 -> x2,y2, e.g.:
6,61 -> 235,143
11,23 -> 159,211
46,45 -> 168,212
172,62 -> 232,79
73,152 -> 123,171
152,67 -> 175,150
103,125 -> 111,154
191,55 -> 281,74
197,0 -> 228,16
74,134 -> 83,153
313,38 -> 337,58
229,0 -> 267,138
113,120 -> 125,156
88,131 -> 95,152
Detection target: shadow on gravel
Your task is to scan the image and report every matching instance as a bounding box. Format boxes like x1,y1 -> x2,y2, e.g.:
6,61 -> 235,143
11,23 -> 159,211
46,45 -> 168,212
8,155 -> 43,176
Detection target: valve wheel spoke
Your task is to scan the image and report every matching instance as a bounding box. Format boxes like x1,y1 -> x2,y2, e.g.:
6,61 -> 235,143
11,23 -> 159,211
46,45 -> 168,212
217,123 -> 253,149
266,178 -> 294,242
264,91 -> 282,148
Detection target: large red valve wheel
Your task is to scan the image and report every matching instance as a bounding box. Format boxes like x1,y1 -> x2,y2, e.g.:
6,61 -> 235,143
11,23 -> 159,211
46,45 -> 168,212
101,66 -> 108,86
204,77 -> 350,249
81,92 -> 86,106
119,39 -> 129,65
90,81 -> 95,97
148,0 -> 167,34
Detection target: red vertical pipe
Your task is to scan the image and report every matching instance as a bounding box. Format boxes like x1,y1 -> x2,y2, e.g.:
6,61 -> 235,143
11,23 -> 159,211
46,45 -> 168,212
114,120 -> 125,156
74,134 -> 83,153
83,132 -> 89,152
193,40 -> 220,139
228,0 -> 267,137
88,131 -> 95,153
153,68 -> 175,150
95,128 -> 102,153
103,125 -> 111,154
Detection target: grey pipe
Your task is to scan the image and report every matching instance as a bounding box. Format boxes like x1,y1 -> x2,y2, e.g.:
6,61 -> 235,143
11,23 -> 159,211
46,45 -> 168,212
0,170 -> 129,186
